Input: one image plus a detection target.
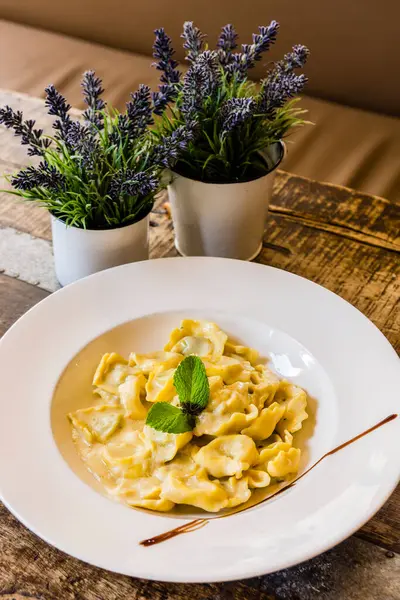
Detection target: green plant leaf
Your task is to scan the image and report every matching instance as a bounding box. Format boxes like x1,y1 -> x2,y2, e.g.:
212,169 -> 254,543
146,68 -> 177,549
145,402 -> 193,434
173,355 -> 210,415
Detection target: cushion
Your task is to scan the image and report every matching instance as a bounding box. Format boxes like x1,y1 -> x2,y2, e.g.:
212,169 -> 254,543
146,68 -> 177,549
1,1 -> 400,116
0,19 -> 399,201
285,96 -> 400,202
0,19 -> 159,110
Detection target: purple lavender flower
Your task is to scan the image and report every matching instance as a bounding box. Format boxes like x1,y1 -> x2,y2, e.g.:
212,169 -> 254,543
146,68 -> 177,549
45,84 -> 73,141
109,170 -> 158,201
64,120 -> 99,170
65,120 -> 90,146
259,71 -> 307,117
181,51 -> 222,117
258,44 -> 309,116
11,162 -> 65,191
195,51 -> 222,95
226,21 -> 280,80
224,53 -> 245,78
181,21 -> 206,62
150,126 -> 194,168
151,29 -> 181,115
282,44 -> 310,71
153,28 -> 180,85
109,114 -> 130,145
152,84 -> 178,116
245,22 -> 280,65
122,171 -> 158,197
217,24 -> 238,66
81,70 -> 106,129
217,24 -> 239,53
126,85 -> 154,138
220,97 -> 256,133
0,106 -> 51,156
45,84 -> 71,118
45,83 -> 99,159
110,85 -> 154,146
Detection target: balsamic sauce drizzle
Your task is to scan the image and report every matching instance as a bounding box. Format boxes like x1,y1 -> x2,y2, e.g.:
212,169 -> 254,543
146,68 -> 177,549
139,414 -> 397,547
140,518 -> 208,546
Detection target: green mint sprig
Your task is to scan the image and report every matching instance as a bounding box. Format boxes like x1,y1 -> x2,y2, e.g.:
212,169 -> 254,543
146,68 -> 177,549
174,355 -> 210,414
144,402 -> 193,433
146,355 -> 209,434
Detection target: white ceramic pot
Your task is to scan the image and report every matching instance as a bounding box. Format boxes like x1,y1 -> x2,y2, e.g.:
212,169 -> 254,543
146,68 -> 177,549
168,142 -> 285,260
51,215 -> 149,286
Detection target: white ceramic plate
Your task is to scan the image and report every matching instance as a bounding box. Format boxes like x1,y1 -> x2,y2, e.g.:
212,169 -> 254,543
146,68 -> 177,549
0,257 -> 398,583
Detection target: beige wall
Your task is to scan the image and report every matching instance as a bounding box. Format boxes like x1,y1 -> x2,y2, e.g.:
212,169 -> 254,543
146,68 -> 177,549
0,0 -> 398,116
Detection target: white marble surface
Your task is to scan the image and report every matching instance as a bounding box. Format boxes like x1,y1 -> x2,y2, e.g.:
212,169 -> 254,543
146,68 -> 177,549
0,226 -> 59,292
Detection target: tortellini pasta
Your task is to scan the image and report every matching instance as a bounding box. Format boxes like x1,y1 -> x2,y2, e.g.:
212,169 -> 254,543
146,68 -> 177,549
194,434 -> 259,478
164,319 -> 227,362
145,367 -> 176,403
68,320 -> 308,513
68,405 -> 123,444
118,373 -> 147,418
241,402 -> 285,440
160,469 -> 229,512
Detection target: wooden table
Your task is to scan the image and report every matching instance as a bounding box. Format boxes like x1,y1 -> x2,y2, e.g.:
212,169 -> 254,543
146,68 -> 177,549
0,90 -> 399,600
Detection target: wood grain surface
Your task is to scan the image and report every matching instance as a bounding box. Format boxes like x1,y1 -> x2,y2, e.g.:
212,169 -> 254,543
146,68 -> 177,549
0,90 -> 399,599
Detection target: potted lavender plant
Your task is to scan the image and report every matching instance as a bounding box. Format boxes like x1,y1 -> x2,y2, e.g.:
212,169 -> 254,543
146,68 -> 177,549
152,21 -> 309,259
0,71 -> 191,285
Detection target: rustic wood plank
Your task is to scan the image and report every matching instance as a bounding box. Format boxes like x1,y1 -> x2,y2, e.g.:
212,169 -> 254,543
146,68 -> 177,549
0,261 -> 398,559
148,186 -> 400,357
0,274 -> 49,336
0,187 -> 52,241
357,487 -> 400,553
0,275 -> 398,600
2,164 -> 399,247
259,213 -> 400,355
0,89 -> 399,596
0,499 -> 399,600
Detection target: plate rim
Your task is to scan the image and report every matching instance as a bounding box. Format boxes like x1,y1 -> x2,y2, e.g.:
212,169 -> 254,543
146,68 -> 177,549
0,256 -> 399,582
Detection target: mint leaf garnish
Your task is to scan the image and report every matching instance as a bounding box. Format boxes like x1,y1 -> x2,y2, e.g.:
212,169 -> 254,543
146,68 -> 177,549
173,355 -> 210,415
145,356 -> 209,434
145,402 -> 193,434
